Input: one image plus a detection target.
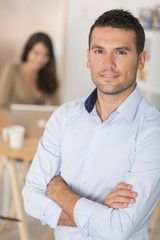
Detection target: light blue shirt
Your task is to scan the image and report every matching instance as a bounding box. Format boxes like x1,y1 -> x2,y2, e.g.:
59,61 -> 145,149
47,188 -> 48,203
22,86 -> 160,240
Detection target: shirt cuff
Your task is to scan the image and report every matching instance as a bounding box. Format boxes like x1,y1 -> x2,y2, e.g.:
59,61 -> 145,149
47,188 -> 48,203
41,200 -> 62,228
74,197 -> 99,237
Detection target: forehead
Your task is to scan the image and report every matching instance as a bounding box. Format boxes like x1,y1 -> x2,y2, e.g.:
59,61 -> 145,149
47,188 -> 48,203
90,27 -> 137,49
32,42 -> 49,52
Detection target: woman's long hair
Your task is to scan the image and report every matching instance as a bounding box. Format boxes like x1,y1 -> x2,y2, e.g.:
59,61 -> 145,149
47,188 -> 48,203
21,32 -> 58,94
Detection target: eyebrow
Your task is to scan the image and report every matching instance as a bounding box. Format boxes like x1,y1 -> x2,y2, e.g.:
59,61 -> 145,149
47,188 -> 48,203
116,47 -> 131,51
91,45 -> 104,50
91,45 -> 131,51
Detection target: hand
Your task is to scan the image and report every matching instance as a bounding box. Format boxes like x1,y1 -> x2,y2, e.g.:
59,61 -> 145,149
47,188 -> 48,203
46,175 -> 67,200
46,175 -> 81,224
103,184 -> 138,209
46,175 -> 77,226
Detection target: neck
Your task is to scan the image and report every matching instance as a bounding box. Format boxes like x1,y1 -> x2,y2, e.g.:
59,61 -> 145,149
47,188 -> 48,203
22,62 -> 38,77
96,84 -> 136,122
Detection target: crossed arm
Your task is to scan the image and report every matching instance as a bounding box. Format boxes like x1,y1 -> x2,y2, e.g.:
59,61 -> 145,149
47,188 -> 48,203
46,175 -> 138,227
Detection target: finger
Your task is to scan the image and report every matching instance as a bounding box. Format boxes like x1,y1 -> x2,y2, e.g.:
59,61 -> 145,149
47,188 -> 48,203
113,183 -> 133,192
109,202 -> 129,209
104,195 -> 136,206
115,189 -> 138,198
105,189 -> 138,202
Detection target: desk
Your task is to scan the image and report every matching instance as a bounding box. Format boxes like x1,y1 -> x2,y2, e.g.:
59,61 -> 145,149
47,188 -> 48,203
0,109 -> 39,240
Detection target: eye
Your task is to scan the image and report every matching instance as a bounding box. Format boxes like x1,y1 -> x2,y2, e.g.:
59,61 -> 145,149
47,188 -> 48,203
34,50 -> 40,55
117,50 -> 127,55
94,49 -> 104,54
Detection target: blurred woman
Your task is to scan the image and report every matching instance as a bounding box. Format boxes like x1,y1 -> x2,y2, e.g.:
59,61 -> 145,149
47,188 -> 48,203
0,32 -> 59,108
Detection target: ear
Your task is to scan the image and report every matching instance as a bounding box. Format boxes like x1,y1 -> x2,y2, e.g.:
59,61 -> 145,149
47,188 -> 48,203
138,51 -> 148,71
86,49 -> 90,69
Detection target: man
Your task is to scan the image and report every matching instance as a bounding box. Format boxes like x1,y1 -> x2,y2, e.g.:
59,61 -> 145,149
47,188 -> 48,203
22,9 -> 160,239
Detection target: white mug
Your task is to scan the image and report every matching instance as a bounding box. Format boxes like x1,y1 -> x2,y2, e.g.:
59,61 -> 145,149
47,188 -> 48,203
2,125 -> 26,149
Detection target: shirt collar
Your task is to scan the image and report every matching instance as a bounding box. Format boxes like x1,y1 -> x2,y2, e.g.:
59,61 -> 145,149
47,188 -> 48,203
117,85 -> 142,121
84,86 -> 142,121
85,88 -> 97,113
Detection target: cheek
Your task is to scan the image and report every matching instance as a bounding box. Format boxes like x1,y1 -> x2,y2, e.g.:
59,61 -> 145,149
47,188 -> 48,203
45,57 -> 50,64
27,53 -> 36,62
123,65 -> 138,82
42,58 -> 49,67
118,59 -> 137,74
90,58 -> 103,71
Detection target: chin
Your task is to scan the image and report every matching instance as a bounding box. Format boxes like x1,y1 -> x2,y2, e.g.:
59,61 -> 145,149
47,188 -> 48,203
34,65 -> 43,71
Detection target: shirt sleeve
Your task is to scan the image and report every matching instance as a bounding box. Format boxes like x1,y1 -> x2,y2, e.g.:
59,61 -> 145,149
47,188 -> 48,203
22,106 -> 65,228
74,118 -> 160,240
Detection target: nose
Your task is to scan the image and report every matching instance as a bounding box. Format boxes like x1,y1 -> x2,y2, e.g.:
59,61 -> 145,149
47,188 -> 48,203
103,52 -> 116,69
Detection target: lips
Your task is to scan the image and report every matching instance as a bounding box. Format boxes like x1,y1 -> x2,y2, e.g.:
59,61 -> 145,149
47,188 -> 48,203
100,73 -> 120,79
102,74 -> 118,77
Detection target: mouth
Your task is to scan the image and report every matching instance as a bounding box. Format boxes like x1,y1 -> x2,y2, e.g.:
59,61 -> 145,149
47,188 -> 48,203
100,73 -> 120,81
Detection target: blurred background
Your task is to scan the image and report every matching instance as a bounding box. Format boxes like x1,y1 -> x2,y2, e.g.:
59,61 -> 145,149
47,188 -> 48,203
0,0 -> 160,107
0,0 -> 160,239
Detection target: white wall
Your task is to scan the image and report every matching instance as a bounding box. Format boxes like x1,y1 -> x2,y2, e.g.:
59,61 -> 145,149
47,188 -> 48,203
0,0 -> 64,85
62,0 -> 160,103
0,0 -> 160,106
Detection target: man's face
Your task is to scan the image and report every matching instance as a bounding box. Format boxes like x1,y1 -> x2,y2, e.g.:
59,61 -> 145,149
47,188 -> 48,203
87,27 -> 147,95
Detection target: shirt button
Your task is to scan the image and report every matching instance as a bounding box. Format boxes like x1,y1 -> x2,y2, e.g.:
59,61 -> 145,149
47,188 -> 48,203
98,124 -> 102,128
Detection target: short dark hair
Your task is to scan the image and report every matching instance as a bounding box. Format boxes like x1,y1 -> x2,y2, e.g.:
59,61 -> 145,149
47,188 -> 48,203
88,9 -> 145,54
21,32 -> 58,94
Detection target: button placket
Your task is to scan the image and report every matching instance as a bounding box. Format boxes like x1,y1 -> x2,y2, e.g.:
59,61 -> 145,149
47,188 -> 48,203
79,124 -> 103,192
